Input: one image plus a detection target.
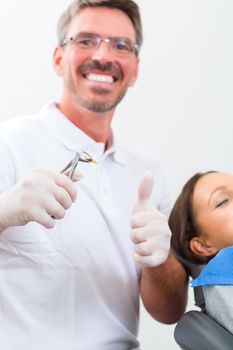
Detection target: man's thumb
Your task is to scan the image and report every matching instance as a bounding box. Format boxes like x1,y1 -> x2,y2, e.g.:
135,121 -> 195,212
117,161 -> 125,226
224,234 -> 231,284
138,171 -> 154,201
132,171 -> 155,214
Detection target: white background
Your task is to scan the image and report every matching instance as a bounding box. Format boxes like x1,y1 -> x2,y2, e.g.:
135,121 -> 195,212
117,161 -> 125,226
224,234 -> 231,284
0,1 -> 233,349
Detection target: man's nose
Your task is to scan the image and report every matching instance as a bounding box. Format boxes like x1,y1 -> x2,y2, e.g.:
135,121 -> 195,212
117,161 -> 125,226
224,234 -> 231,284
91,41 -> 114,63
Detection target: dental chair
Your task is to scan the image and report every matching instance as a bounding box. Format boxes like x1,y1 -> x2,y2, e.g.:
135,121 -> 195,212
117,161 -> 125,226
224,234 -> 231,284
174,309 -> 233,350
173,260 -> 233,350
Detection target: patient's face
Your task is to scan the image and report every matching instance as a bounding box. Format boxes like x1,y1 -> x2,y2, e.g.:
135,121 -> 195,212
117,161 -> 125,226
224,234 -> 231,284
192,172 -> 233,251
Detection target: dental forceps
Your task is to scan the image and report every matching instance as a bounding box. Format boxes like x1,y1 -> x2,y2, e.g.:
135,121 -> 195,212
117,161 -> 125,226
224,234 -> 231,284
61,151 -> 97,180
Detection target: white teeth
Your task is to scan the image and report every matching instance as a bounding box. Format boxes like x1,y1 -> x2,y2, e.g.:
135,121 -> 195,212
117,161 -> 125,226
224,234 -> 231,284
86,74 -> 114,83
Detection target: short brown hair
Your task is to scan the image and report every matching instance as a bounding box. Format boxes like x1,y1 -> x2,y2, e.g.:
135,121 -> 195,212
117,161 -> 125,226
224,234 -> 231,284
57,0 -> 143,52
169,171 -> 216,265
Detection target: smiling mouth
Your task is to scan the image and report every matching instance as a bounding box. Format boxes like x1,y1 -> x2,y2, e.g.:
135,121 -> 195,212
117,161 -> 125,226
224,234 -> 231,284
84,73 -> 116,84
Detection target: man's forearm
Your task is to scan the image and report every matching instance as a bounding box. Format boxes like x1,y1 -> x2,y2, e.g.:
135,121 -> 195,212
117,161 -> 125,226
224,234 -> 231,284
140,251 -> 188,324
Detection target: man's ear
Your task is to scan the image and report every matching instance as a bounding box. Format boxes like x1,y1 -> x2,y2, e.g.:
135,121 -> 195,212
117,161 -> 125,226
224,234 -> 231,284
53,46 -> 64,77
129,57 -> 139,87
189,237 -> 218,257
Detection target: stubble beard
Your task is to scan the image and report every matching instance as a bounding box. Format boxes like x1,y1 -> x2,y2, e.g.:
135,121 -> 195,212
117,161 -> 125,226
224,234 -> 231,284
65,60 -> 128,113
67,80 -> 128,113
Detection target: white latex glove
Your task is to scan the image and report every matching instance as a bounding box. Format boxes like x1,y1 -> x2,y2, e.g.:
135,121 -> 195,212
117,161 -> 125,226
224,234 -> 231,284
0,169 -> 82,232
130,171 -> 171,268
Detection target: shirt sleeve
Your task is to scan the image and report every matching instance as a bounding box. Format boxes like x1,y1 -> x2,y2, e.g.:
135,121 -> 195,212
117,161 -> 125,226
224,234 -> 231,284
0,134 -> 16,192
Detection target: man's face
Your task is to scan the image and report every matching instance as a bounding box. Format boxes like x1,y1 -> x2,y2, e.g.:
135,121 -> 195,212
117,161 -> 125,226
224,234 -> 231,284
54,7 -> 139,113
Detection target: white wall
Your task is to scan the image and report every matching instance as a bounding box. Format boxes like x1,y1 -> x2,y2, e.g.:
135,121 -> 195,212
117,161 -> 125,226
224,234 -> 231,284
0,1 -> 233,349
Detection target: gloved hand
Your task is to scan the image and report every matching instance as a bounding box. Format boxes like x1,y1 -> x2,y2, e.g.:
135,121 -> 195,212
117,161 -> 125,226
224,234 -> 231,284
0,169 -> 82,232
130,171 -> 171,268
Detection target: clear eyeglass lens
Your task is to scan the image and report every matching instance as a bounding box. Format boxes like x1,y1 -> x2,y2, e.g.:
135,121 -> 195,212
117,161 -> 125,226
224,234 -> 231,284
111,38 -> 133,53
75,36 -> 97,48
70,35 -> 135,55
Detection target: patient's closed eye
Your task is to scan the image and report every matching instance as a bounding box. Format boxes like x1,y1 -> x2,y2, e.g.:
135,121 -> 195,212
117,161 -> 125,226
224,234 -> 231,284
215,198 -> 229,208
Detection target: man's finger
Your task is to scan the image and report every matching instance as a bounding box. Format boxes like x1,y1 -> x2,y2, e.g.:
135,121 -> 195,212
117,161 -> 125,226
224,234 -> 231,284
130,212 -> 151,229
134,251 -> 168,268
137,171 -> 154,201
62,169 -> 83,182
33,210 -> 56,229
133,171 -> 155,214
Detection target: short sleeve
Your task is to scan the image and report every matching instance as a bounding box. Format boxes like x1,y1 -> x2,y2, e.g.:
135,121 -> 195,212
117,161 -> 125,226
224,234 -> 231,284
0,134 -> 16,192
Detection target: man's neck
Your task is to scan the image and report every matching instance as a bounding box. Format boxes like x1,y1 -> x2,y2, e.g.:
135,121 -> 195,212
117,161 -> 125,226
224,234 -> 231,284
57,99 -> 114,145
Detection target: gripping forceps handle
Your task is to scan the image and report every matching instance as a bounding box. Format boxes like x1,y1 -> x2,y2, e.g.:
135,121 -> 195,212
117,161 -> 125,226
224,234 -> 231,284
67,152 -> 80,180
60,152 -> 80,180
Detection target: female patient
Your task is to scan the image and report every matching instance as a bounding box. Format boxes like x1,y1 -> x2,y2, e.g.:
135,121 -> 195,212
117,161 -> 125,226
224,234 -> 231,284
169,171 -> 233,334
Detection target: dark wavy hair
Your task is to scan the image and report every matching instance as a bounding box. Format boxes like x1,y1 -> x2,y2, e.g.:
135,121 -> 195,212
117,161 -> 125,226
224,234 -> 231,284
169,171 -> 217,265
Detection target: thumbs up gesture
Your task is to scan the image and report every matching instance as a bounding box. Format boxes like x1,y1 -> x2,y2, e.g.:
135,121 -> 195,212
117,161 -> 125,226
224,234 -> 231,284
130,171 -> 171,268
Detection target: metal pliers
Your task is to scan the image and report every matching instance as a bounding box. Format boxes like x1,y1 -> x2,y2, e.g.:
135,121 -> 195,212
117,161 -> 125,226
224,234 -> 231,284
61,151 -> 97,180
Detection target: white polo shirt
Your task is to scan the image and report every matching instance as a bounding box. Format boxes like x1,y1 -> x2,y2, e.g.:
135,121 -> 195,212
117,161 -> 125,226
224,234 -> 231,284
0,103 -> 171,350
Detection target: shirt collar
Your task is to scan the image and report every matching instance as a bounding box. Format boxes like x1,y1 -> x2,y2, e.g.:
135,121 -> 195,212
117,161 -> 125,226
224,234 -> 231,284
105,133 -> 126,164
39,102 -> 126,164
